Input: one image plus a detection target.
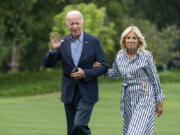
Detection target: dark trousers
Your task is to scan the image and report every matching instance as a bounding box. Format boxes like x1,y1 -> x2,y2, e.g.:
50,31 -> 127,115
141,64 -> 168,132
64,88 -> 94,135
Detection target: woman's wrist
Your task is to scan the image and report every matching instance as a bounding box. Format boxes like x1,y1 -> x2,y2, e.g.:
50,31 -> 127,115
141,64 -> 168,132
157,101 -> 163,104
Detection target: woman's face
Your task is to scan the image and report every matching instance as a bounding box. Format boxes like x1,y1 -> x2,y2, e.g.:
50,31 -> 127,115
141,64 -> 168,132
124,31 -> 139,50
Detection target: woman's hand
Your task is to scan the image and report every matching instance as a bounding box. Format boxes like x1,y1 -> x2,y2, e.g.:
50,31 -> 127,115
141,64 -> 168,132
93,62 -> 101,68
156,102 -> 163,117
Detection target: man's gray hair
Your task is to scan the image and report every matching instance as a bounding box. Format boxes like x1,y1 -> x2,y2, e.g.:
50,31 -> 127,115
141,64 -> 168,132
66,10 -> 84,24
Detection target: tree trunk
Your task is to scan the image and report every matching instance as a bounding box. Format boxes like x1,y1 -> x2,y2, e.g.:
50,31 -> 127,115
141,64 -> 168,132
9,45 -> 20,73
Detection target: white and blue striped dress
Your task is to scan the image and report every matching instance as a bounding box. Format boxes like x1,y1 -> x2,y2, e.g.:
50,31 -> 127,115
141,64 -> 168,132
106,49 -> 164,135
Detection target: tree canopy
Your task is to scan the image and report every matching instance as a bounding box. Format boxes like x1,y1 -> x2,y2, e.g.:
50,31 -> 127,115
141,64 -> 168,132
0,0 -> 180,72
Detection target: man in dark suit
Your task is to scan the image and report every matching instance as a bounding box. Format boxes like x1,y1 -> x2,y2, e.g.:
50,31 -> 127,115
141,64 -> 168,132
44,10 -> 108,135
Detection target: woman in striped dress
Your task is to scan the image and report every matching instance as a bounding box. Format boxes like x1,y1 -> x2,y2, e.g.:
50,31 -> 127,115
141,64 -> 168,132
95,26 -> 164,135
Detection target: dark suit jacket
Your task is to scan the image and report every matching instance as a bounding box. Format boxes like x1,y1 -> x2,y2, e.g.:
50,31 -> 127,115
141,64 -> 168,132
44,32 -> 108,104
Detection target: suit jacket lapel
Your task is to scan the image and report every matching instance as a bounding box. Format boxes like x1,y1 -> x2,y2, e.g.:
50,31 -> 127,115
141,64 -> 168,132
78,33 -> 89,65
63,35 -> 75,66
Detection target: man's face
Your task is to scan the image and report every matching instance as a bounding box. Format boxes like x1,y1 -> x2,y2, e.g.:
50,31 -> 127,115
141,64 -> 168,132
66,14 -> 83,39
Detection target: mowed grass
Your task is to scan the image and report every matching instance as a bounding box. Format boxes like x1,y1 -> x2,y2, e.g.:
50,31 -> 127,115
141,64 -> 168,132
0,82 -> 180,135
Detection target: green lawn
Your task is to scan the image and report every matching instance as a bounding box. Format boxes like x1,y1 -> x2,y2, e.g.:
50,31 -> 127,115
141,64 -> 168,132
0,82 -> 179,135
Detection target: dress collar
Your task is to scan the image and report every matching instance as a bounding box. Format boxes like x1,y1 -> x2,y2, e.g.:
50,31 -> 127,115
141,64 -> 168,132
124,48 -> 142,59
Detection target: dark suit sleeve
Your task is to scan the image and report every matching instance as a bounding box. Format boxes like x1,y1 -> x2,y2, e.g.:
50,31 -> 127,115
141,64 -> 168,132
84,38 -> 108,79
44,48 -> 61,67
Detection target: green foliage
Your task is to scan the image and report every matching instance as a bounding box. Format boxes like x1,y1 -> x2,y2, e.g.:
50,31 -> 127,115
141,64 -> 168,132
0,0 -> 39,71
0,0 -> 37,45
0,16 -> 7,64
159,71 -> 180,83
0,0 -> 67,71
52,3 -> 117,62
119,0 -> 180,30
0,69 -> 61,97
146,25 -> 180,67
